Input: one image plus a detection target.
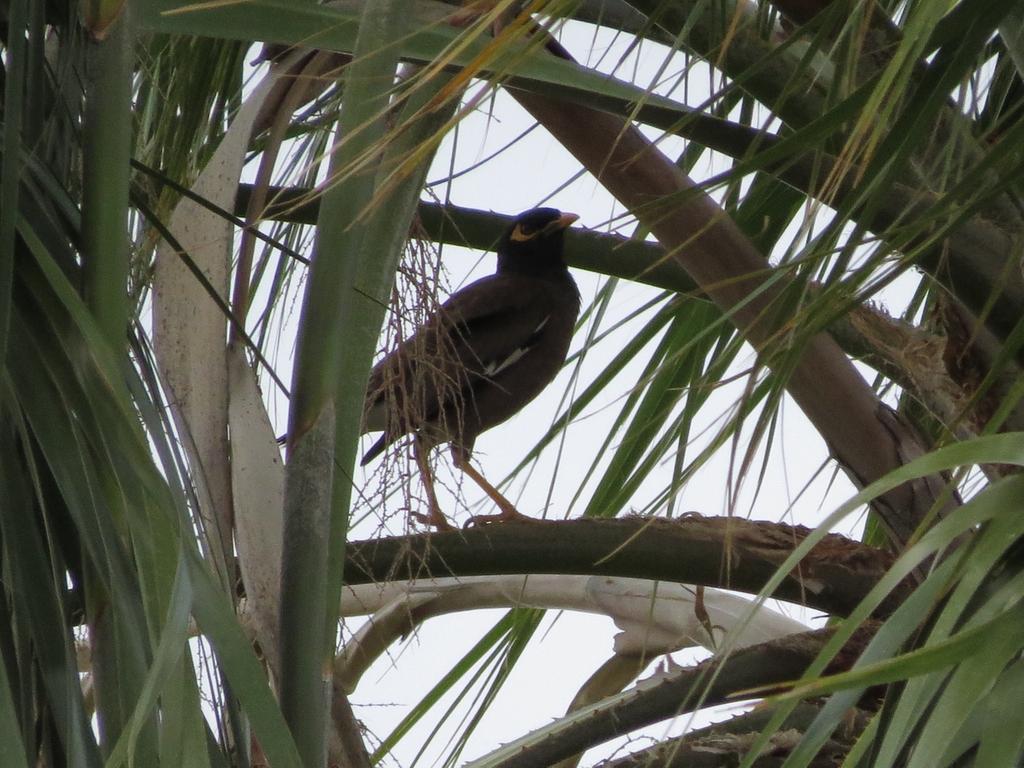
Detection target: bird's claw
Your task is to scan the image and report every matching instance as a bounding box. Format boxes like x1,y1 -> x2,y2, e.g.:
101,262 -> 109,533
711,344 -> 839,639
410,507 -> 455,532
463,508 -> 537,528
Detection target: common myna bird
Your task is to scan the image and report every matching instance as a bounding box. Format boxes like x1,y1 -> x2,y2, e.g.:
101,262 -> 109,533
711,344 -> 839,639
362,207 -> 580,529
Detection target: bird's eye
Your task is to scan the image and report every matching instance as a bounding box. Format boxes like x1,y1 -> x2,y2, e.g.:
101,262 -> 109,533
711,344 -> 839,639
509,223 -> 537,242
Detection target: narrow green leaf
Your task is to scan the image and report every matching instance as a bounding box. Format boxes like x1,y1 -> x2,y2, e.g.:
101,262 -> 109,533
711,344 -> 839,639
773,602 -> 1024,704
0,643 -> 29,768
189,552 -> 302,768
105,549 -> 194,768
942,659 -> 1024,767
0,405 -> 102,768
0,0 -> 27,364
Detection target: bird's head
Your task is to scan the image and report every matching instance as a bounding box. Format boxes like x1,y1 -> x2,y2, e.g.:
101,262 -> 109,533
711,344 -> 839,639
496,207 -> 579,277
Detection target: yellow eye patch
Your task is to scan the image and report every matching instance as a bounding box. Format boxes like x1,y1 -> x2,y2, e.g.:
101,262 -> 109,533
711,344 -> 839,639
509,223 -> 537,242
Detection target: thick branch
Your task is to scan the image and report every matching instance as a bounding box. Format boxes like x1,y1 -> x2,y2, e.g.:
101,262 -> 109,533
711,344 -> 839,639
597,700 -> 871,768
481,624 -> 879,768
343,517 -> 908,617
241,189 -> 1024,439
237,188 -> 686,292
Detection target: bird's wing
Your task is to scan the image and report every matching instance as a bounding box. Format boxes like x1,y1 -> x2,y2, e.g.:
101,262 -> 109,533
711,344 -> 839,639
439,274 -> 556,371
363,275 -> 551,423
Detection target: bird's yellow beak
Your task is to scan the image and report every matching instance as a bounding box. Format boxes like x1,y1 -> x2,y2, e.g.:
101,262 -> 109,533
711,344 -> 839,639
545,212 -> 579,234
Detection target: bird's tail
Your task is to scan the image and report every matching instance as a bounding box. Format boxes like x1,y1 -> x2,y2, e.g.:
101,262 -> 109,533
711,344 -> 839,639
360,433 -> 389,466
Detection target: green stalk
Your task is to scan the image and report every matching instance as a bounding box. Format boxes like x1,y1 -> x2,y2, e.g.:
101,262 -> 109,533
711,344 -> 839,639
278,3 -> 410,764
81,9 -> 133,345
80,9 -> 150,761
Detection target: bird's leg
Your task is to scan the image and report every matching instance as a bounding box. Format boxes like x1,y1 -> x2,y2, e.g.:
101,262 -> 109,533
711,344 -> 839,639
411,437 -> 454,531
453,452 -> 535,526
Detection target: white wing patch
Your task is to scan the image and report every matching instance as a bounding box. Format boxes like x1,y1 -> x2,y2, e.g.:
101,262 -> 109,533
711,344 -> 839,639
485,347 -> 528,377
483,317 -> 550,377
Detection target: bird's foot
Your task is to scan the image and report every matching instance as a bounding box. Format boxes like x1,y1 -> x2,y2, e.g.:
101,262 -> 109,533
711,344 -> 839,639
410,506 -> 455,532
463,505 -> 538,528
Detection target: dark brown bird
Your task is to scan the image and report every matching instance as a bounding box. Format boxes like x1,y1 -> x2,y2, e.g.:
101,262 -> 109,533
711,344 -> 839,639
361,208 -> 580,529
